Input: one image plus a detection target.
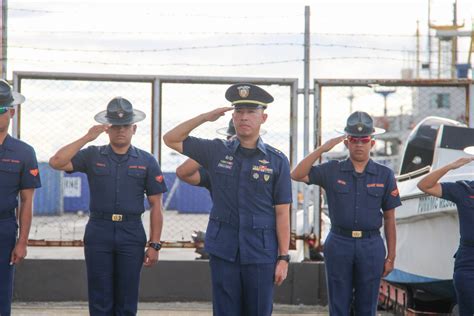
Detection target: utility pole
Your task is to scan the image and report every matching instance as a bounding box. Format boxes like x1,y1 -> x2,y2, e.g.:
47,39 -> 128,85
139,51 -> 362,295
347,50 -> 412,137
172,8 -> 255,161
0,0 -> 7,79
347,88 -> 355,114
428,0 -> 432,78
302,5 -> 311,257
374,87 -> 396,155
416,20 -> 420,79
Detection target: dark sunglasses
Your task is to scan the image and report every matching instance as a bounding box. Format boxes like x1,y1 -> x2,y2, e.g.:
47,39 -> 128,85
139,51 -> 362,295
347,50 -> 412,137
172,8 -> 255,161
0,107 -> 9,115
347,136 -> 372,144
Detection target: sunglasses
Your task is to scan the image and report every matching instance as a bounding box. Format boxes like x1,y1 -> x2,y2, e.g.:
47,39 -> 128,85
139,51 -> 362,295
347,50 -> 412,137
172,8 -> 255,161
0,107 -> 9,115
347,136 -> 372,144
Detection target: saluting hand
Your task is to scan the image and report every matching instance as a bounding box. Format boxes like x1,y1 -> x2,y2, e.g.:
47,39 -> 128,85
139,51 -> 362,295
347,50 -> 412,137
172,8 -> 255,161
320,135 -> 346,152
143,247 -> 159,267
85,125 -> 109,142
449,156 -> 474,170
274,260 -> 288,286
202,107 -> 233,122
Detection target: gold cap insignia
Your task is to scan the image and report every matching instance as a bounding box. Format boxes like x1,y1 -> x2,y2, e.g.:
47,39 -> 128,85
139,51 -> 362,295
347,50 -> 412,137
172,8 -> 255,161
238,86 -> 250,98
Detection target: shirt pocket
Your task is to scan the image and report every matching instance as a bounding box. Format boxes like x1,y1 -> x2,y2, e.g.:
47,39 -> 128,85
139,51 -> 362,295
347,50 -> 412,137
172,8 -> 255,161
0,162 -> 21,186
252,215 -> 277,250
214,167 -> 235,188
367,187 -> 384,209
127,168 -> 146,178
92,165 -> 111,176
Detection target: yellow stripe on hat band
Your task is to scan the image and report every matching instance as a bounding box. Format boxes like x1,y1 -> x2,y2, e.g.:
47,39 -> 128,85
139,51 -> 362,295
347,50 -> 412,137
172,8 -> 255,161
232,100 -> 268,107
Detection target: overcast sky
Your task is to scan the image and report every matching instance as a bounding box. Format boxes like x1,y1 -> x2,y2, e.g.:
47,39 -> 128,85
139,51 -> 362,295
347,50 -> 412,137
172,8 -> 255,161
6,0 -> 474,80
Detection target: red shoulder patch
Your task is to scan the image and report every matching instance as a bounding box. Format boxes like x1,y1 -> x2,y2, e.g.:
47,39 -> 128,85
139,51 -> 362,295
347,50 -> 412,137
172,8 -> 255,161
30,169 -> 39,177
390,188 -> 399,197
155,175 -> 163,183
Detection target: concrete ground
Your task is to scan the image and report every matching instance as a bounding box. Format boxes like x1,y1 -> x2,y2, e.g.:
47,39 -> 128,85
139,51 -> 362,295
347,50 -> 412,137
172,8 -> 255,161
12,302 -> 329,315
11,302 -> 396,315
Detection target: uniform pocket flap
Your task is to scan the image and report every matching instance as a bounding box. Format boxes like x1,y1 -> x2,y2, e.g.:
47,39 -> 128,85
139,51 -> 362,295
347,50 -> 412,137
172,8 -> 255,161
367,187 -> 383,197
252,215 -> 276,229
0,162 -> 21,173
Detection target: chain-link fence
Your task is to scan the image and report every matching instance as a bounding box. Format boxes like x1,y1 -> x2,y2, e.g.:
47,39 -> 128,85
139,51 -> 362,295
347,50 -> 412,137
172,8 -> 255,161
306,79 -> 473,246
13,72 -> 298,248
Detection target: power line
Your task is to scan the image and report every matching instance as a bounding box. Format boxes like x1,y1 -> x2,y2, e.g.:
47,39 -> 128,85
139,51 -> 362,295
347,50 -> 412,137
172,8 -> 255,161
6,42 -> 470,55
7,56 -> 454,67
7,42 -> 302,53
6,57 -> 303,67
6,29 -> 442,38
8,7 -> 303,19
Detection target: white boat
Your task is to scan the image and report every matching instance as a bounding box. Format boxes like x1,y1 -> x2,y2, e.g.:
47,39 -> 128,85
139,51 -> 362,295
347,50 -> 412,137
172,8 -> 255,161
384,117 -> 474,304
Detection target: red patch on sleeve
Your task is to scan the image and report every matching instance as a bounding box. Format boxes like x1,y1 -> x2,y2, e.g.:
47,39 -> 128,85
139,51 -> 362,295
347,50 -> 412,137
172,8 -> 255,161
155,175 -> 163,183
391,188 -> 399,197
30,169 -> 39,177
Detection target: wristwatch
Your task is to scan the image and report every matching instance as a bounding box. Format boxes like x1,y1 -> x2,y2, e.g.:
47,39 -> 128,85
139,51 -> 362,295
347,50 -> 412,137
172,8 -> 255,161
277,254 -> 290,263
148,242 -> 162,251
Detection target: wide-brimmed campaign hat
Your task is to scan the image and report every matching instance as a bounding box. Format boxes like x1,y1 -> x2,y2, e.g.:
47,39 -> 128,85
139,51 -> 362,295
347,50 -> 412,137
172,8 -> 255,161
216,119 -> 236,137
225,83 -> 273,109
336,111 -> 385,137
94,97 -> 146,125
0,79 -> 25,107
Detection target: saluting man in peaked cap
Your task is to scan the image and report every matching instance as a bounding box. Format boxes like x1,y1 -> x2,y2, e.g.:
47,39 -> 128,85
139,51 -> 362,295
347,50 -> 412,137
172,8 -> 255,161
164,83 -> 292,316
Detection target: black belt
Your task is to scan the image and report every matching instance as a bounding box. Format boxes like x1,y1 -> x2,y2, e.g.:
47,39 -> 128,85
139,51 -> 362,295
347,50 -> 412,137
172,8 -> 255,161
460,239 -> 474,247
331,225 -> 380,239
0,210 -> 15,220
89,211 -> 142,222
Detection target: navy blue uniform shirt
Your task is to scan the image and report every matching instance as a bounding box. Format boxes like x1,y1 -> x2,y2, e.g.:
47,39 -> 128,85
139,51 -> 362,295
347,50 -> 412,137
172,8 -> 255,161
69,145 -> 167,214
0,134 -> 41,213
441,180 -> 474,242
308,158 -> 401,230
183,136 -> 292,264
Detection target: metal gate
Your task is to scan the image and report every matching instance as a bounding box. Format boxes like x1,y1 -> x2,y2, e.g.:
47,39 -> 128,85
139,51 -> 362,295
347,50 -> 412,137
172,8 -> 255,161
12,71 -> 299,249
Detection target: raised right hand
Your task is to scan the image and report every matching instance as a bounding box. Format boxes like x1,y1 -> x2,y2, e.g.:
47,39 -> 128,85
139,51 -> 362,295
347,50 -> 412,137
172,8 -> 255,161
321,135 -> 346,152
85,125 -> 109,142
450,156 -> 474,170
202,107 -> 234,122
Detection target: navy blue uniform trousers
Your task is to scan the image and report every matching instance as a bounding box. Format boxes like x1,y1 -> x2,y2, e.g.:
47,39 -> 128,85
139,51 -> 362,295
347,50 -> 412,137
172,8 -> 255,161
0,218 -> 16,316
324,232 -> 385,316
84,218 -> 146,316
209,254 -> 276,316
453,245 -> 474,316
